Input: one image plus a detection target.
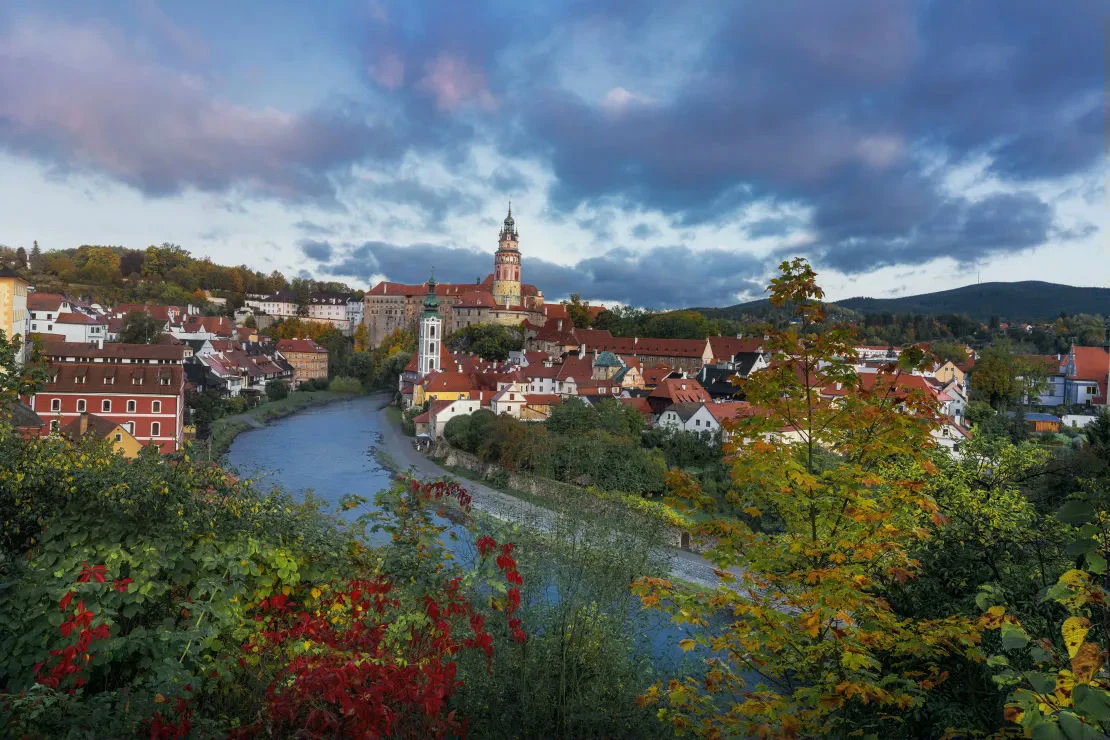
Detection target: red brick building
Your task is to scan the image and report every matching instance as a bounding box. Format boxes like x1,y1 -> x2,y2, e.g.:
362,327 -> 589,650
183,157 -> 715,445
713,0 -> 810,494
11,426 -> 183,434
27,363 -> 185,453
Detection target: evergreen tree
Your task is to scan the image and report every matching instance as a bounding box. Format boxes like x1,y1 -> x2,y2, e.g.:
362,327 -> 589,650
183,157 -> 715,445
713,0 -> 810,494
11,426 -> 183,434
14,247 -> 27,270
28,242 -> 43,273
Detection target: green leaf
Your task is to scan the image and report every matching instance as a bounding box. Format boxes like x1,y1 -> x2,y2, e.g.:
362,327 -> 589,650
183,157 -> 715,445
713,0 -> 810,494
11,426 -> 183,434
1031,721 -> 1065,740
1073,685 -> 1110,724
1086,551 -> 1107,575
1059,710 -> 1104,740
1001,622 -> 1030,651
1057,500 -> 1096,526
987,654 -> 1010,668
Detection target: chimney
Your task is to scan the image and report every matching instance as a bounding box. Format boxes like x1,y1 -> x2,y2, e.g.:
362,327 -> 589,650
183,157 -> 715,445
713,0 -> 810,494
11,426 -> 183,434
578,344 -> 585,360
557,319 -> 563,331
79,411 -> 89,435
634,337 -> 639,345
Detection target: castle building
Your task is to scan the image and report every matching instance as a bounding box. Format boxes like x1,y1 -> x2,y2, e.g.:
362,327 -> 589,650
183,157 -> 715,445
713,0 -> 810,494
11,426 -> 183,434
492,205 -> 521,306
362,206 -> 545,346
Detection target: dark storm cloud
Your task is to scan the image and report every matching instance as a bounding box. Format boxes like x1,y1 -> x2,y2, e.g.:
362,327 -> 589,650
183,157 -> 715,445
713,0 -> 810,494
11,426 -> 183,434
359,0 -> 1102,268
317,239 -> 765,308
299,239 -> 333,262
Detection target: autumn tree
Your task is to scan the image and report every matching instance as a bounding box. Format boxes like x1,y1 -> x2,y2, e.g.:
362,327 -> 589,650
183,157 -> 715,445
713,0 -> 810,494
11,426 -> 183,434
353,323 -> 369,352
635,258 -> 980,737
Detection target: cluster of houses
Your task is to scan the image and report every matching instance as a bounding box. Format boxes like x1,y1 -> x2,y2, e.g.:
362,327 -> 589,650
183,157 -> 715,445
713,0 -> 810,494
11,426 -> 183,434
0,280 -> 331,456
243,290 -> 363,336
400,281 -> 989,454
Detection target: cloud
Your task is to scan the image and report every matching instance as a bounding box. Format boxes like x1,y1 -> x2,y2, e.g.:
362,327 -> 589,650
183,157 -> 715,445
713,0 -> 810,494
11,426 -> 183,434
0,18 -> 385,200
299,239 -> 333,262
631,223 -> 658,240
317,239 -> 767,307
419,54 -> 496,112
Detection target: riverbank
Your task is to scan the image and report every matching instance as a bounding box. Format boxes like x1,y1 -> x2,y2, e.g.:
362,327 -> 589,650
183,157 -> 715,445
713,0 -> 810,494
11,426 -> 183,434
371,401 -> 731,588
210,390 -> 361,456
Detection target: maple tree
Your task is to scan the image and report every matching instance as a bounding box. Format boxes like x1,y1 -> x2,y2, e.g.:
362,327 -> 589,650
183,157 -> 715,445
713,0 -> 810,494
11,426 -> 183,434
634,258 -> 981,737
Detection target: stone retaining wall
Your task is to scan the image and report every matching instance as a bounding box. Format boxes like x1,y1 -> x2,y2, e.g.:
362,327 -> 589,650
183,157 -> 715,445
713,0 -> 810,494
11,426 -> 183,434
432,440 -> 693,550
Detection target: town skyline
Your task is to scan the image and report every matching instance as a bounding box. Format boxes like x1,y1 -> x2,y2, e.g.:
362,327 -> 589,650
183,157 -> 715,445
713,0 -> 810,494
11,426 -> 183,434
0,1 -> 1105,307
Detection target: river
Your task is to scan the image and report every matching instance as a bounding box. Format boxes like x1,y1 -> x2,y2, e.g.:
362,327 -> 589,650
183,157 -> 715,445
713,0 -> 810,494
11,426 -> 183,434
227,395 -> 714,665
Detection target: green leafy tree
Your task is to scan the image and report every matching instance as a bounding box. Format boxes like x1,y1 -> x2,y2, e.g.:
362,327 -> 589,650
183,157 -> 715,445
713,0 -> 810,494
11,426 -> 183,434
265,379 -> 289,401
635,258 -> 980,737
14,247 -> 26,270
563,293 -> 593,329
446,323 -> 523,362
119,312 -> 162,344
0,332 -> 46,410
971,343 -> 1024,410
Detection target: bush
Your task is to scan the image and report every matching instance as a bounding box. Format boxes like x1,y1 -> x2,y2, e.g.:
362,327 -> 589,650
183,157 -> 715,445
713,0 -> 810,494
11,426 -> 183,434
0,427 -> 530,737
265,379 -> 289,401
296,377 -> 329,391
327,376 -> 362,393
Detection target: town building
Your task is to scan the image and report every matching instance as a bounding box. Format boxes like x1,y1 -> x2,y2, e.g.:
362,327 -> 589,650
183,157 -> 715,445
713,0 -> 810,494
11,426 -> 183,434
28,363 -> 185,453
245,290 -> 361,335
60,412 -> 144,458
276,338 -> 328,386
363,207 -> 546,346
51,312 -> 108,347
0,265 -> 30,357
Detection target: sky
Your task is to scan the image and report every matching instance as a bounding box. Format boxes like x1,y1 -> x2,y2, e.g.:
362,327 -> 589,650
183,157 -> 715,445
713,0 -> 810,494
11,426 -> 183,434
0,0 -> 1105,308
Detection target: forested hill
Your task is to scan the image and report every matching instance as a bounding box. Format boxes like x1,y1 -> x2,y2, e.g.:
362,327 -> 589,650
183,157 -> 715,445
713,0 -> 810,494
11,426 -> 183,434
697,281 -> 1108,323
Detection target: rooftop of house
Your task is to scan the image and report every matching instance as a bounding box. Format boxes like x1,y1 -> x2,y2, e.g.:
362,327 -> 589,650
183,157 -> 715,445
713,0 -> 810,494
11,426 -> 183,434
0,264 -> 29,281
55,312 -> 105,326
43,363 -> 183,395
648,377 -> 711,404
41,340 -> 186,362
60,413 -> 128,440
276,338 -> 327,354
27,292 -> 69,311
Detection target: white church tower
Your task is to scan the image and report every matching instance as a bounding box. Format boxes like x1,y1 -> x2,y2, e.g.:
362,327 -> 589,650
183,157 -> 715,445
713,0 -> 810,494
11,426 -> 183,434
418,277 -> 441,376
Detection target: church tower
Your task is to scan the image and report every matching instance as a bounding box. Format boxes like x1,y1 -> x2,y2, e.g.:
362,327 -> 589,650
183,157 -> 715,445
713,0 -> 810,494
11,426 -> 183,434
417,277 -> 441,376
491,204 -> 521,307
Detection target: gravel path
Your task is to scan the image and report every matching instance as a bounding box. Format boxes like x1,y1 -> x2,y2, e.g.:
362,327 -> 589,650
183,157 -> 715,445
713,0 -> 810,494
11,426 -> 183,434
371,402 -> 729,589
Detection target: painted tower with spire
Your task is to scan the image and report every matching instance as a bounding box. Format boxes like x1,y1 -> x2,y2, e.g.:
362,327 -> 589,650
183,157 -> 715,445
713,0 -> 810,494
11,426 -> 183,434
417,276 -> 441,376
491,203 -> 521,307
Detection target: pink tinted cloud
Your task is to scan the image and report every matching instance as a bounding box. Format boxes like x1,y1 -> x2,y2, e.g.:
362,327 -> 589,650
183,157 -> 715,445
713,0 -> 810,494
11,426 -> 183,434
370,50 -> 405,90
0,18 -> 376,199
419,54 -> 496,112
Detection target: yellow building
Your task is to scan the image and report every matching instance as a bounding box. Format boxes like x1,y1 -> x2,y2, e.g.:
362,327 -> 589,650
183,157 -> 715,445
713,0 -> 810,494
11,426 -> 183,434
0,265 -> 30,353
276,338 -> 329,386
931,360 -> 966,387
60,412 -> 144,458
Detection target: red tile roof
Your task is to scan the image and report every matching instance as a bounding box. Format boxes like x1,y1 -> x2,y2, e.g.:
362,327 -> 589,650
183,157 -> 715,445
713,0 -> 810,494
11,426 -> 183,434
42,340 -> 186,362
705,401 -> 757,423
1071,346 -> 1109,403
648,378 -> 711,404
41,363 -> 183,395
707,336 -> 764,362
277,338 -> 327,354
27,293 -> 68,311
55,312 -> 103,326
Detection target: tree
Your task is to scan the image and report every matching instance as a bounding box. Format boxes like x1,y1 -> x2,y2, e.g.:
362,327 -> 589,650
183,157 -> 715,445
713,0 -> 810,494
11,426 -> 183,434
78,247 -> 122,285
43,254 -> 77,282
0,331 -> 46,411
635,258 -> 980,737
446,323 -> 523,362
563,293 -> 593,329
971,343 -> 1024,410
265,379 -> 289,402
353,323 -> 369,353
243,314 -> 257,329
14,247 -> 27,270
119,312 -> 162,344
28,241 -> 43,273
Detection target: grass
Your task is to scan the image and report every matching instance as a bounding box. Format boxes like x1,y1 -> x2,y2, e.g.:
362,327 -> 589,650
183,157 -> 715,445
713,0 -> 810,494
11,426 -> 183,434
210,390 -> 358,457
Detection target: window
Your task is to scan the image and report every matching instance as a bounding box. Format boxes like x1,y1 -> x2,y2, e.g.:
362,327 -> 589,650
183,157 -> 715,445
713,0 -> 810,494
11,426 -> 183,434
102,400 -> 111,412
152,400 -> 161,413
151,422 -> 161,437
125,422 -> 134,434
50,420 -> 60,434
77,399 -> 86,412
114,433 -> 122,442
51,398 -> 61,411
127,400 -> 136,412
47,324 -> 53,331
159,377 -> 170,385
31,323 -> 37,330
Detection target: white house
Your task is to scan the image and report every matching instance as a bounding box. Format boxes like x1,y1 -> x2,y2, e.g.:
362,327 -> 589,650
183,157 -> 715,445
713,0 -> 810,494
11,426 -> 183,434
932,418 -> 972,454
490,384 -> 527,417
1063,414 -> 1100,430
346,297 -> 363,335
657,402 -> 721,436
52,312 -> 108,347
430,398 -> 481,437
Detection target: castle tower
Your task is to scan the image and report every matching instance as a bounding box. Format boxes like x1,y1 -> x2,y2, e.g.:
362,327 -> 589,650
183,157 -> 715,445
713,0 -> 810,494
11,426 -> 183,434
418,277 -> 442,376
491,204 -> 521,307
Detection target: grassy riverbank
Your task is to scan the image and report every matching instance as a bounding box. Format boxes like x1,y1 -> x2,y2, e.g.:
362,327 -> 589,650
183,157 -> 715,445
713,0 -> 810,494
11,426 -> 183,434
210,391 -> 360,456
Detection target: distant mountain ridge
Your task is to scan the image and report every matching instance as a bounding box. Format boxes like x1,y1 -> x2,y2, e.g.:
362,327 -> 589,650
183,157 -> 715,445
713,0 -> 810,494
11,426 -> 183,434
695,281 -> 1109,323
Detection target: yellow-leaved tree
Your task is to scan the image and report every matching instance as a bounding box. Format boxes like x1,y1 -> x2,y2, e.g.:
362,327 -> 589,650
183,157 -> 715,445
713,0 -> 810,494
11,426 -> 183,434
634,258 -> 981,737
